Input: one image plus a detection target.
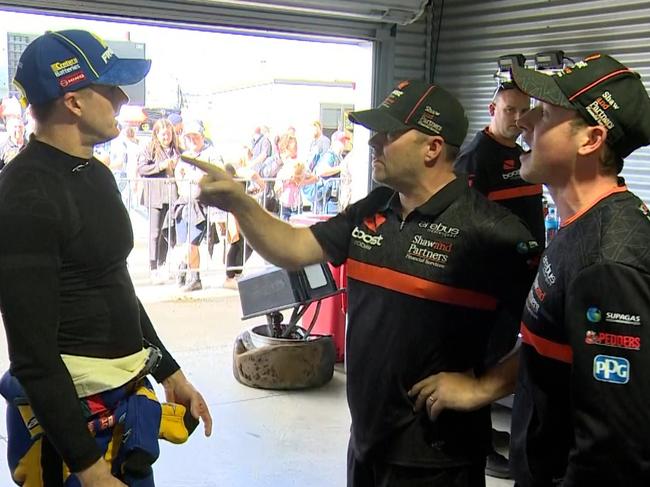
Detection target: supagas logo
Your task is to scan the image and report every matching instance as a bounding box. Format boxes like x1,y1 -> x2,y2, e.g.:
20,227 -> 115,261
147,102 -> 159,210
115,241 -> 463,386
587,307 -> 602,323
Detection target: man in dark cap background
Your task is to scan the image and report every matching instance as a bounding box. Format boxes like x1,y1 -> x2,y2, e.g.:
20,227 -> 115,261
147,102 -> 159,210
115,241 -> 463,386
0,29 -> 212,486
418,53 -> 650,487
184,79 -> 538,486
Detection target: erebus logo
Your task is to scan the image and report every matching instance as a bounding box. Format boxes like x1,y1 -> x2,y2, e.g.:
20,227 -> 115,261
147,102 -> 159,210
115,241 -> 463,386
542,256 -> 556,285
352,226 -> 383,247
419,221 -> 460,238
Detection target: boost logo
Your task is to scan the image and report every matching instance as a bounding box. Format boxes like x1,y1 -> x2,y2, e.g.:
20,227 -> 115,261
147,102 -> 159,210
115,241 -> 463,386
593,355 -> 629,384
352,227 -> 383,247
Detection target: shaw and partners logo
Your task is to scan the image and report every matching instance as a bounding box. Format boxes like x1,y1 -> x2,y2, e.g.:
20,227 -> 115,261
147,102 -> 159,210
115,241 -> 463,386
593,355 -> 629,384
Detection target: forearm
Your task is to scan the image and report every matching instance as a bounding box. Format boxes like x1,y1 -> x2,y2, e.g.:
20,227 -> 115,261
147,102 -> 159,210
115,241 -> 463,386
474,351 -> 519,407
232,194 -> 325,269
138,299 -> 180,382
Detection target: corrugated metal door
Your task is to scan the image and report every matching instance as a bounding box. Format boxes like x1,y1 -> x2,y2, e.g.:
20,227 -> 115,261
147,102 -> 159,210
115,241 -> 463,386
0,0 -> 431,107
431,0 -> 650,203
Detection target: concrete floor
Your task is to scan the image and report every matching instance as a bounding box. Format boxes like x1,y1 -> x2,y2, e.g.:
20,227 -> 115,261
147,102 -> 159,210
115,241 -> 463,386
0,209 -> 515,486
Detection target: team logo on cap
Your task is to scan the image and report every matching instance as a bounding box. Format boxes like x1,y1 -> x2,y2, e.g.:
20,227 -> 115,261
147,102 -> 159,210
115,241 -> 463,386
51,57 -> 80,77
417,106 -> 442,134
60,72 -> 86,88
586,92 -> 618,129
381,89 -> 404,108
89,32 -> 115,64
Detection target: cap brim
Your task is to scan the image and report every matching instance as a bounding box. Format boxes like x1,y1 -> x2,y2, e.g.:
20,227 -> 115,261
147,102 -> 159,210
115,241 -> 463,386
511,65 -> 573,109
349,108 -> 408,133
96,58 -> 152,87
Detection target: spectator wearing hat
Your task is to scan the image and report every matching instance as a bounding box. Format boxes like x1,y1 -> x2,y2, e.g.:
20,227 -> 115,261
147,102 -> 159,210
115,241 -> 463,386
185,79 -> 538,487
174,119 -> 224,291
0,29 -> 211,486
0,117 -> 26,170
425,53 -> 650,487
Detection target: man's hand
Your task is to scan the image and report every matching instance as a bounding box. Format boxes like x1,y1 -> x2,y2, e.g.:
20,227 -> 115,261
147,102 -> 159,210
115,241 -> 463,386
407,370 -> 483,420
76,458 -> 126,486
181,155 -> 247,211
162,369 -> 213,437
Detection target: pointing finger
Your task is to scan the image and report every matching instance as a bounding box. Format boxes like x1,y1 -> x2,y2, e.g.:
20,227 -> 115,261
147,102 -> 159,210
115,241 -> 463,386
180,155 -> 228,179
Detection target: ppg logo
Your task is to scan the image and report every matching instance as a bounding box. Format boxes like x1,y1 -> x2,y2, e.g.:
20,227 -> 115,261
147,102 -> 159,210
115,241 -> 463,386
593,355 -> 629,384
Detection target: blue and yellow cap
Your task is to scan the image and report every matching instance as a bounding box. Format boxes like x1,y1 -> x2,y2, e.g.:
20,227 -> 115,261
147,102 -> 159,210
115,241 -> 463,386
13,29 -> 151,107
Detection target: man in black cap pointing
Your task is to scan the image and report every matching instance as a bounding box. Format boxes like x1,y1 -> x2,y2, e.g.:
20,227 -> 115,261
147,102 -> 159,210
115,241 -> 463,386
185,80 -> 537,486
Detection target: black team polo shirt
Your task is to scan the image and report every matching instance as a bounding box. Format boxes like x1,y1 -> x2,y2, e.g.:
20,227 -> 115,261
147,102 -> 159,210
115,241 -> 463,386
455,128 -> 545,247
511,182 -> 650,487
311,177 -> 539,467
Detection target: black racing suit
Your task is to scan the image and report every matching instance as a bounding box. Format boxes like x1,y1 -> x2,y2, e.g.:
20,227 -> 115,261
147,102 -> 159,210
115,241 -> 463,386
0,140 -> 179,472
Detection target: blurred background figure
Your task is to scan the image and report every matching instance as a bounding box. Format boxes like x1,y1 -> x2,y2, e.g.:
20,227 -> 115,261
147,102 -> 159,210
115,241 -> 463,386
0,117 -> 26,170
274,134 -> 306,221
302,120 -> 330,210
312,131 -> 347,214
174,119 -> 224,291
167,112 -> 185,151
137,118 -> 180,283
222,163 -> 253,289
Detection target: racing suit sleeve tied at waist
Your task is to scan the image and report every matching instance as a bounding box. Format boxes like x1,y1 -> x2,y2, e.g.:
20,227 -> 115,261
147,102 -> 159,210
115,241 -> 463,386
0,354 -> 197,486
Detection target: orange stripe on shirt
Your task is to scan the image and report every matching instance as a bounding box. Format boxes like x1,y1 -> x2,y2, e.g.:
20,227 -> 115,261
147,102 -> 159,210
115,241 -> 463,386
520,321 -> 573,363
487,185 -> 543,201
346,258 -> 498,311
561,185 -> 627,227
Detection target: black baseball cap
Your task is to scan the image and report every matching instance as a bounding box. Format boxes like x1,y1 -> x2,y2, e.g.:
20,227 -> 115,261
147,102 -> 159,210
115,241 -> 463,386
348,80 -> 468,147
511,54 -> 650,158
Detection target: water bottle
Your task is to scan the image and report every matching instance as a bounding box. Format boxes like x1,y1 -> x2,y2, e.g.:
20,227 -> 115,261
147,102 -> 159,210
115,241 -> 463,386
545,207 -> 559,246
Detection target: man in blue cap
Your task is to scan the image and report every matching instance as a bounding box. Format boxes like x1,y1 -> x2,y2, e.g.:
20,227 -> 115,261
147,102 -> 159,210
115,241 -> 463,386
0,30 -> 212,486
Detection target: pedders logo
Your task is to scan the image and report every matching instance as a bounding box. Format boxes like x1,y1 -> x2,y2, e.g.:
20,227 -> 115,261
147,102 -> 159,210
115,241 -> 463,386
352,226 -> 383,250
585,330 -> 641,350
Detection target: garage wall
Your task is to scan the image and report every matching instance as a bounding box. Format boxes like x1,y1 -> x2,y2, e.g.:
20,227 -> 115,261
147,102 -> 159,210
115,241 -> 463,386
431,0 -> 650,202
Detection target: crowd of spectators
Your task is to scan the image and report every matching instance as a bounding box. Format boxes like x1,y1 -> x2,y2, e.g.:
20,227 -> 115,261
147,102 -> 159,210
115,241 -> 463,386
0,111 -> 353,291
